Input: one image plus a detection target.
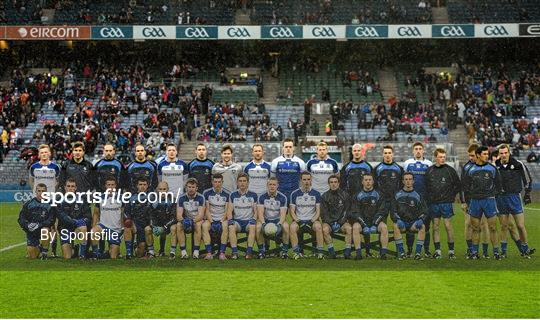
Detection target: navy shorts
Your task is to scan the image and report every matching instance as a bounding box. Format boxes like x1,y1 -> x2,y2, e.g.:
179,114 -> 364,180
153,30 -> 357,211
97,223 -> 123,246
298,220 -> 313,232
469,198 -> 498,219
229,219 -> 256,233
429,203 -> 454,219
496,194 -> 523,215
135,223 -> 147,244
26,231 -> 40,247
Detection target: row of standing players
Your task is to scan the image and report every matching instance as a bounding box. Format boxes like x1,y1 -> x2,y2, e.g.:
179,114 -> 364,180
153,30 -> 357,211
20,139 -> 533,260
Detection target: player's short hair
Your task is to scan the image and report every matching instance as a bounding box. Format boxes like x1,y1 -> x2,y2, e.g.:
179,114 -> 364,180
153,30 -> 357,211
383,145 -> 393,151
65,178 -> 77,186
166,143 -> 177,150
252,143 -> 264,151
72,141 -> 85,151
362,173 -> 374,180
185,177 -> 198,186
38,144 -> 50,151
212,173 -> 223,181
35,183 -> 47,190
221,144 -> 233,154
327,174 -> 339,183
157,181 -> 169,189
282,138 -> 294,146
300,171 -> 311,179
317,141 -> 328,148
196,143 -> 206,149
268,176 -> 278,183
104,177 -> 117,185
433,148 -> 446,157
237,172 -> 249,181
135,142 -> 144,149
104,143 -> 115,150
136,178 -> 148,184
468,144 -> 479,153
498,144 -> 510,152
412,142 -> 424,149
403,172 -> 414,180
475,145 -> 489,156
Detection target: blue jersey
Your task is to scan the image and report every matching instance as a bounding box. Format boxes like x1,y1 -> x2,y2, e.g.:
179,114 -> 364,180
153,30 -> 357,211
29,161 -> 60,195
203,188 -> 230,222
339,160 -> 373,198
258,191 -> 288,221
18,198 -> 56,231
244,160 -> 271,196
125,193 -> 152,225
94,158 -> 124,191
126,160 -> 158,192
188,158 -> 214,192
374,162 -> 404,200
229,190 -> 258,221
271,155 -> 307,195
178,192 -> 205,220
392,189 -> 427,223
150,199 -> 176,228
290,188 -> 321,221
306,157 -> 339,194
462,162 -> 502,200
403,158 -> 432,197
158,158 -> 188,196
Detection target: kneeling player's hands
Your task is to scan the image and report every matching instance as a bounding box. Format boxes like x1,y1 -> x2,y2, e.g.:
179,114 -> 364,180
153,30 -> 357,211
414,219 -> 424,230
523,191 -> 531,205
362,226 -> 371,235
396,220 -> 406,230
369,226 -> 378,234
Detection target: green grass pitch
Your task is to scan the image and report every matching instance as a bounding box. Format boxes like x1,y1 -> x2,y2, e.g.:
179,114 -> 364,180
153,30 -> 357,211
1,202 -> 539,318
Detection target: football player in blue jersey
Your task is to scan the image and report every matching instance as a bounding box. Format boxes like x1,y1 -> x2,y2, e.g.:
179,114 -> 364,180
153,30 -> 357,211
93,143 -> 125,192
340,143 -> 373,199
462,146 -> 503,260
244,143 -> 271,197
188,144 -> 215,193
177,178 -> 206,259
403,142 -> 433,257
147,182 -> 177,259
124,178 -> 152,258
202,173 -> 230,260
18,183 -> 55,259
227,173 -> 259,259
91,178 -> 124,259
57,178 -> 91,259
271,138 -> 307,195
392,173 -> 429,260
289,171 -> 323,259
306,142 -> 339,194
256,177 -> 290,259
126,144 -> 158,192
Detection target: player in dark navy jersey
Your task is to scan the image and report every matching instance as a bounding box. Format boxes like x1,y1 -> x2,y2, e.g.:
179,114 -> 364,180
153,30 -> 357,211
126,144 -> 158,193
188,143 -> 215,193
124,179 -> 153,258
94,143 -> 125,192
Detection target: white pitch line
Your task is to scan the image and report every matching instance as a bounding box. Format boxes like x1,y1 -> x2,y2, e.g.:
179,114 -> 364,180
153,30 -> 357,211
0,242 -> 26,252
527,207 -> 540,211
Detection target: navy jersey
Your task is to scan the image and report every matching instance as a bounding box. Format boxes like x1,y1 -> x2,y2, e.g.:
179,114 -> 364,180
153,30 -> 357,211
271,155 -> 307,195
425,164 -> 461,204
374,162 -> 404,200
462,162 -> 502,200
56,201 -> 92,229
94,158 -> 124,191
392,189 -> 428,223
403,158 -> 432,197
306,157 -> 339,194
461,160 -> 475,203
18,198 -> 56,231
150,200 -> 176,228
229,190 -> 258,220
203,188 -> 230,222
125,193 -> 152,225
244,160 -> 271,196
354,188 -> 385,227
258,191 -> 288,221
158,158 -> 189,196
29,161 -> 60,195
188,158 -> 214,193
339,160 -> 373,199
290,188 -> 321,221
178,193 -> 205,220
126,160 -> 158,192
60,159 -> 95,192
495,157 -> 532,194
320,189 -> 349,224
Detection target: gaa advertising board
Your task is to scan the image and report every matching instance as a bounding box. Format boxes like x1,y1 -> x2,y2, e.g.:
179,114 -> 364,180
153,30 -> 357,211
0,23 -> 536,40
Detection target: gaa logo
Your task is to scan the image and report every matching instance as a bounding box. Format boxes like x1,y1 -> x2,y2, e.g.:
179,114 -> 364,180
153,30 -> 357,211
441,26 -> 466,37
142,27 -> 166,38
185,27 -> 210,38
99,27 -> 125,38
484,25 -> 508,36
14,191 -> 34,203
354,26 -> 379,37
397,26 -> 422,37
227,27 -> 251,38
312,27 -> 336,37
269,27 -> 295,38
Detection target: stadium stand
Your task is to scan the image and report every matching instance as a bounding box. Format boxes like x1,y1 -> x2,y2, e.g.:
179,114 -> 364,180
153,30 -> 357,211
447,0 -> 540,23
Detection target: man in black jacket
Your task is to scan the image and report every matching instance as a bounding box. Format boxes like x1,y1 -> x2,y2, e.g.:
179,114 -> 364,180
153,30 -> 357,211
59,141 -> 95,192
425,148 -> 461,259
320,175 -> 351,259
495,144 -> 534,258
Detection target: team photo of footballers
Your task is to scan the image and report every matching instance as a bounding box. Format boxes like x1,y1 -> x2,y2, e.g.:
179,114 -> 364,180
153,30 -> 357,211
20,139 -> 534,261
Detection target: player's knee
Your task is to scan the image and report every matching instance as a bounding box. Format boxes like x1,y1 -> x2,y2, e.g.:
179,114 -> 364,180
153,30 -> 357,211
313,221 -> 322,231
290,222 -> 299,232
343,224 -> 352,234
322,224 -> 330,235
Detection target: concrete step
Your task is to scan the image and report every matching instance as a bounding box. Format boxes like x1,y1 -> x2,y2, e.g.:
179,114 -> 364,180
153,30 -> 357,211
235,9 -> 251,25
432,7 -> 449,24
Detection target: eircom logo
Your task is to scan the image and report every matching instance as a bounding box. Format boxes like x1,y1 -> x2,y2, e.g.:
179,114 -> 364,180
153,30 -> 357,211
13,191 -> 33,203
